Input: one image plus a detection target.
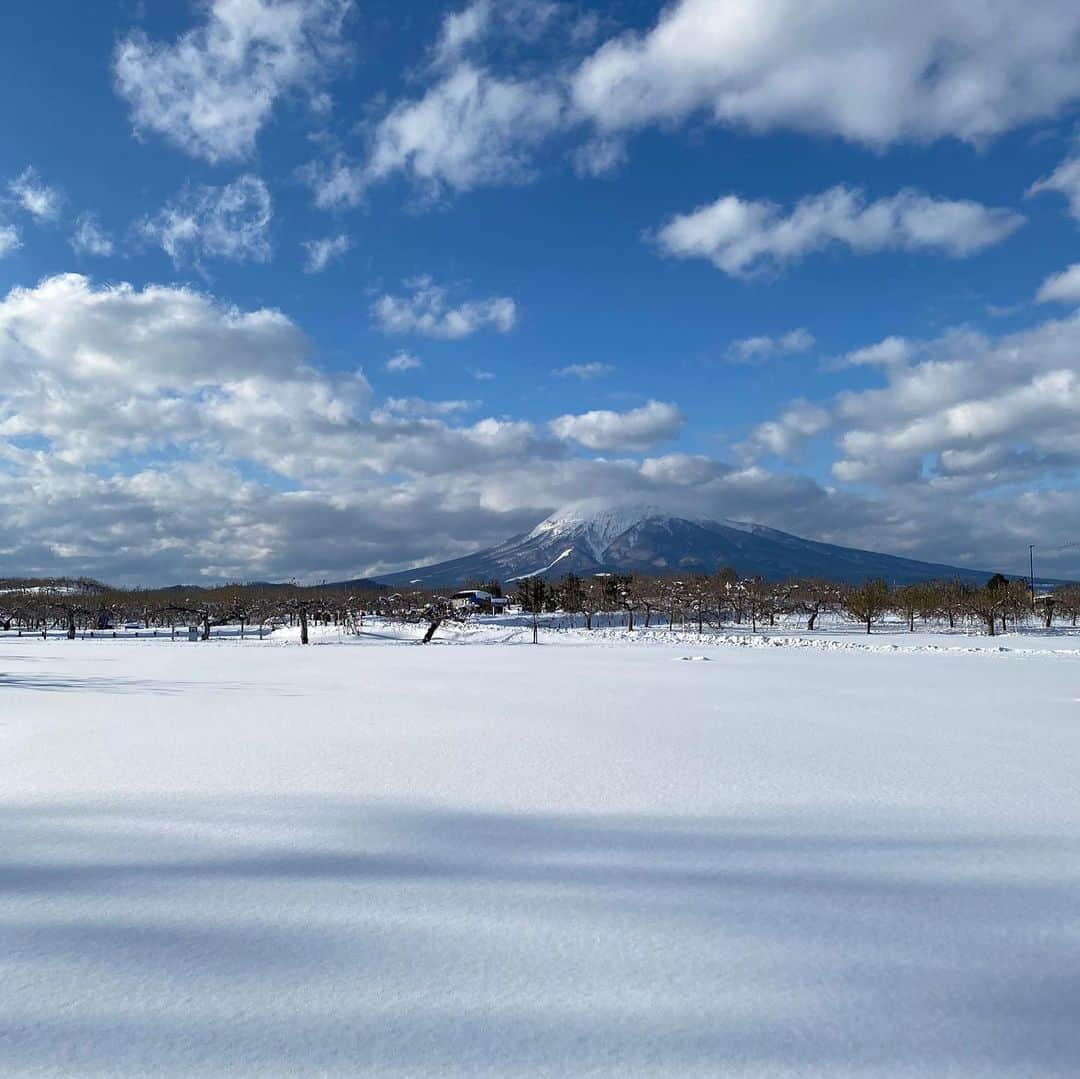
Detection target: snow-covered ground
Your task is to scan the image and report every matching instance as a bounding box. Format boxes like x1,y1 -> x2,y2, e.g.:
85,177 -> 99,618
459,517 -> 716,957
3,624 -> 1079,1077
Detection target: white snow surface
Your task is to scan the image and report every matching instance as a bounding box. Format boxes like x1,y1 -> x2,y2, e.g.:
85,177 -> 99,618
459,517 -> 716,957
3,620 -> 1080,1077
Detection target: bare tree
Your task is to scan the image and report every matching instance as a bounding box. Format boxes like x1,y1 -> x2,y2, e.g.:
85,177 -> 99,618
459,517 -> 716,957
929,579 -> 965,630
1054,584 -> 1080,626
555,573 -> 586,628
659,576 -> 685,631
515,576 -> 547,644
742,577 -> 773,633
894,583 -> 939,632
629,576 -> 664,629
957,577 -> 1029,636
842,579 -> 892,634
41,586 -> 99,640
783,578 -> 838,630
708,567 -> 737,628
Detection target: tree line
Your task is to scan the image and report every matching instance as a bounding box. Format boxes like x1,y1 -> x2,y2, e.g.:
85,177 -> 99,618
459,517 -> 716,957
0,579 -> 387,644
508,571 -> 1080,636
1,569 -> 1077,642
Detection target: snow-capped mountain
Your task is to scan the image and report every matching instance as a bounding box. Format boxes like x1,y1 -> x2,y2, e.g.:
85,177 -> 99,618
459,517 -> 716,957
375,501 -> 1013,589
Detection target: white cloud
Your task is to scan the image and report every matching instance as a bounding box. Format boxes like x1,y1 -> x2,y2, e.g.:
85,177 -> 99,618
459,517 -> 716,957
433,0 -> 563,65
381,397 -> 480,418
433,0 -> 492,66
8,167 -> 61,222
739,400 -> 831,461
303,233 -> 350,273
0,224 -> 20,258
114,0 -> 351,163
0,273 -> 311,390
140,176 -> 272,265
468,368 -> 496,381
353,2 -> 580,198
385,351 -> 423,373
639,452 -> 728,486
372,277 -> 517,338
0,269 -> 535,525
1036,263 -> 1080,305
830,336 -> 913,370
550,400 -> 684,451
727,329 -> 814,364
1028,151 -> 1080,220
572,138 -> 627,177
553,362 -> 614,380
655,186 -> 1025,278
573,0 -> 1080,146
724,309 -> 1080,570
299,153 -> 366,210
307,3 -> 1080,210
70,214 -> 114,257
806,317 -> 1080,488
366,63 -> 564,194
0,273 -> 357,483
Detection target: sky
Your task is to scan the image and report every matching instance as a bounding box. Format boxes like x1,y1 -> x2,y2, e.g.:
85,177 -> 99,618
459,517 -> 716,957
2,0 -> 1080,585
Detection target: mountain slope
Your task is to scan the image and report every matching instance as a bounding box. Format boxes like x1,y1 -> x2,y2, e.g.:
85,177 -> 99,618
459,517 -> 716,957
376,503 -> 1028,589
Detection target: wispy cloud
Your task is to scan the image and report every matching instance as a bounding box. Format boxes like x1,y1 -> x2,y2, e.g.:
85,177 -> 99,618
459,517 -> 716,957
552,362 -> 614,380
825,336 -> 912,371
8,167 -> 61,221
1036,263 -> 1080,305
303,233 -> 350,273
726,329 -> 814,364
0,224 -> 21,258
70,213 -> 114,257
299,153 -> 366,210
381,396 -> 481,418
113,0 -> 351,162
365,64 -> 564,196
140,176 -> 272,266
372,277 -> 516,339
385,351 -> 423,373
1028,150 -> 1080,219
655,187 -> 1024,278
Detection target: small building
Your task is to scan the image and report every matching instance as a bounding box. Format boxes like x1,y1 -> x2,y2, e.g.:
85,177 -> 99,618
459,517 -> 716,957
450,589 -> 507,614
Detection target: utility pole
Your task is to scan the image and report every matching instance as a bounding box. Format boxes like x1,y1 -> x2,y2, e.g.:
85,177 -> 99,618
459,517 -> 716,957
1029,544 -> 1036,610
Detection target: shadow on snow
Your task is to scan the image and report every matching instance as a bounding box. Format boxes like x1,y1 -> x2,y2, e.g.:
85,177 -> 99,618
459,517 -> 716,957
1,797 -> 1078,1075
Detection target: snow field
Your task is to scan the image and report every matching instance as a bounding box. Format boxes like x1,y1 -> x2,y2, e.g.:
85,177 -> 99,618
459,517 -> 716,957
2,631 -> 1079,1076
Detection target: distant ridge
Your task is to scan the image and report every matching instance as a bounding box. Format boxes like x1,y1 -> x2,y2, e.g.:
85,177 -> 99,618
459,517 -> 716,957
375,501 -> 1054,589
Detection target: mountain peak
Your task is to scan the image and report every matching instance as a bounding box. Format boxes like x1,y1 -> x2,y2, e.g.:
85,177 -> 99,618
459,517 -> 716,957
527,500 -> 668,560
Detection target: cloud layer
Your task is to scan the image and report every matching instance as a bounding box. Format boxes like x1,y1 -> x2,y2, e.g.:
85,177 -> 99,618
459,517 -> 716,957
4,275 -> 1080,583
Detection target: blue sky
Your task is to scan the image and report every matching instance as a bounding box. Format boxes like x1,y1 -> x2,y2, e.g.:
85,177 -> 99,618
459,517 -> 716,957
2,0 -> 1080,584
